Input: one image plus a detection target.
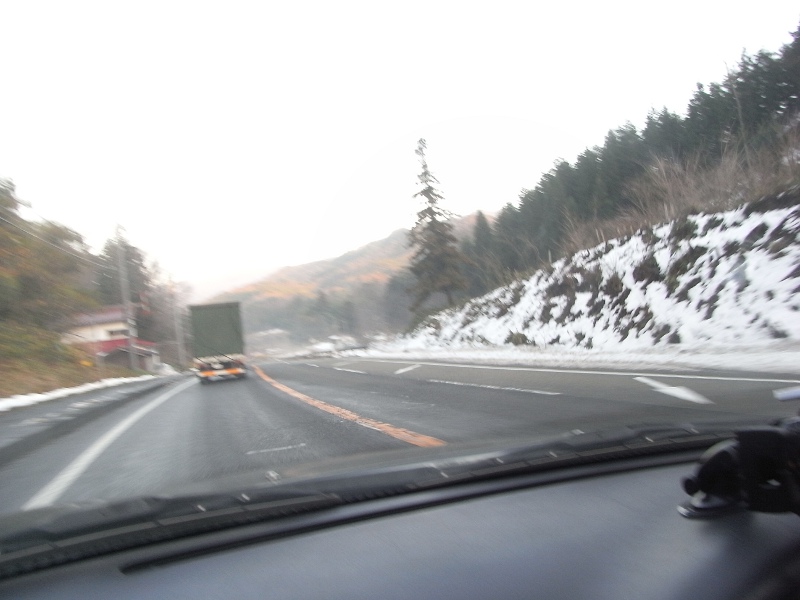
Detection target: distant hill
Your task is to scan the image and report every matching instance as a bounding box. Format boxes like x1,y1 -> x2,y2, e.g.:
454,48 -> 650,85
213,214 -> 482,343
216,228 -> 412,303
215,213 -> 481,303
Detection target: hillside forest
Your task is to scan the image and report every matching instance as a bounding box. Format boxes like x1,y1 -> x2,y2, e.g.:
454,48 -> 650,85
0,195 -> 188,394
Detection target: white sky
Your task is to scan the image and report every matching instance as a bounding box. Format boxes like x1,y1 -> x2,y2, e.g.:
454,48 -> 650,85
1,1 -> 798,300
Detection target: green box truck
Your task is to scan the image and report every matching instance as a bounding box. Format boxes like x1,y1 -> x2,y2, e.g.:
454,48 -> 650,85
188,302 -> 247,383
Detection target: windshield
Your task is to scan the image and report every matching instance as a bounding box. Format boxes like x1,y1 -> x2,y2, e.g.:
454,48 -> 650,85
1,1 -> 799,531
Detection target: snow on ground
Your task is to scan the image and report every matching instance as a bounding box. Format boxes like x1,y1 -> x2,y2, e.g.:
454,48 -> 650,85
369,195 -> 800,375
0,375 -> 156,412
359,343 -> 800,375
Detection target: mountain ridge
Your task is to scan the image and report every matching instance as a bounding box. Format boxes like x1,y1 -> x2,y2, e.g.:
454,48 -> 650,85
213,213 -> 482,304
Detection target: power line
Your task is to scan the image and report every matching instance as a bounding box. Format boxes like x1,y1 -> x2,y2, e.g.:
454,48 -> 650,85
0,211 -> 111,271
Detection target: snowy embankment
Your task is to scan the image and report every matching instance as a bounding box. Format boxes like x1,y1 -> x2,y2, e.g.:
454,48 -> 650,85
372,191 -> 800,374
0,375 -> 156,412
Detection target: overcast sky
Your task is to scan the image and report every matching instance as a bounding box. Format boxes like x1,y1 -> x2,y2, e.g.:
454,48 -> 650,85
1,1 -> 798,300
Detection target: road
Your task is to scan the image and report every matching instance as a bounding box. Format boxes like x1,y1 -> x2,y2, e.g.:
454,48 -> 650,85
0,357 -> 798,516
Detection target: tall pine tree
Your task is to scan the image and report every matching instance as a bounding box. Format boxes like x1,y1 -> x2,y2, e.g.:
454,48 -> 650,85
408,139 -> 466,311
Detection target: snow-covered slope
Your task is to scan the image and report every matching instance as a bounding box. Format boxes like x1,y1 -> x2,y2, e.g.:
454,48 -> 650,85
391,190 -> 800,353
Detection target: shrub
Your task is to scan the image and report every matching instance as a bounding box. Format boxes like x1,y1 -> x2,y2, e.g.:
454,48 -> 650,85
576,266 -> 602,294
540,302 -> 554,324
702,216 -> 723,235
786,264 -> 800,280
768,236 -> 793,256
546,275 -> 578,298
675,277 -> 702,302
666,246 -> 706,294
652,324 -> 671,343
670,246 -> 706,277
505,332 -> 531,346
670,217 -> 697,243
555,294 -> 577,325
602,272 -> 624,297
632,255 -> 662,286
610,288 -> 631,311
723,241 -> 740,257
588,297 -> 605,317
744,223 -> 768,246
743,185 -> 800,215
769,326 -> 788,339
632,306 -> 654,332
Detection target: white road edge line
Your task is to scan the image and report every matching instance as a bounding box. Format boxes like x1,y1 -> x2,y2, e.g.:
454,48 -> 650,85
363,359 -> 800,384
22,378 -> 197,511
246,443 -> 307,455
634,376 -> 712,404
394,364 -> 421,375
428,379 -> 560,396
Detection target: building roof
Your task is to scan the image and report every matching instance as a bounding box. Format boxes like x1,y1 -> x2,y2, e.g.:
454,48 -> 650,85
71,305 -> 128,327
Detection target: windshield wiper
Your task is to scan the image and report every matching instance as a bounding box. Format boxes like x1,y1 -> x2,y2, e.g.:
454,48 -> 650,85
0,488 -> 339,579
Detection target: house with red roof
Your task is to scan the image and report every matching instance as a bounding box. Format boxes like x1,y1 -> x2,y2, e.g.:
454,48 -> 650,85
62,305 -> 161,372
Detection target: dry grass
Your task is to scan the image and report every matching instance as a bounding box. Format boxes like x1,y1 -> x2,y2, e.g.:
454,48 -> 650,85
0,359 -> 136,398
0,321 -> 140,398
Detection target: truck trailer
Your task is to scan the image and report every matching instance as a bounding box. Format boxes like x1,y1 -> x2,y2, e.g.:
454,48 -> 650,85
188,302 -> 247,384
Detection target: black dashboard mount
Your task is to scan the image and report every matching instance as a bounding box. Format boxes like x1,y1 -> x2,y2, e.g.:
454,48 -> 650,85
679,418 -> 800,518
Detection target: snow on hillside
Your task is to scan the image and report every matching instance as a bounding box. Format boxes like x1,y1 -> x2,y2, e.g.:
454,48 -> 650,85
382,191 -> 800,360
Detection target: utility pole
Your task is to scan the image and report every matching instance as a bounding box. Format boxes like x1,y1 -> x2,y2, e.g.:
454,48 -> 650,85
171,278 -> 187,367
116,226 -> 137,370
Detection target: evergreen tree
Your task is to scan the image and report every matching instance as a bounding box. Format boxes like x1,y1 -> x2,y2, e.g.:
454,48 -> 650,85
462,211 -> 502,296
96,236 -> 153,307
642,109 -> 687,161
570,149 -> 603,220
493,202 -> 526,273
779,24 -> 800,117
594,123 -> 646,213
685,81 -> 737,160
408,139 -> 466,311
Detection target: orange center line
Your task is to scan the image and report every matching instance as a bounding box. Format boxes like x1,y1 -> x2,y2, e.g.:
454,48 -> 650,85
253,366 -> 446,448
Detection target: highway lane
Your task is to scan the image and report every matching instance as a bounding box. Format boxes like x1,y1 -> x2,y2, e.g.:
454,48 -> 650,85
0,359 -> 797,515
261,358 -> 800,440
0,374 -> 408,515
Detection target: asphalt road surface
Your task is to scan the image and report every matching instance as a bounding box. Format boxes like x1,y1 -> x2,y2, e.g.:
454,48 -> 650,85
1,357 -> 798,515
